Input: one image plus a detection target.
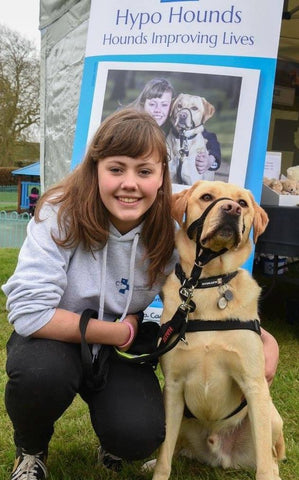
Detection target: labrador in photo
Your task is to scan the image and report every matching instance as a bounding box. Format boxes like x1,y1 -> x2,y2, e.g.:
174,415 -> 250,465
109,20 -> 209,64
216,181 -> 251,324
167,93 -> 216,185
153,180 -> 285,480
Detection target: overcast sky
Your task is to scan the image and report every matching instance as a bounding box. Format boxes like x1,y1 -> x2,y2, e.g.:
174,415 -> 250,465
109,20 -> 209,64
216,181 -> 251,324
0,0 -> 40,49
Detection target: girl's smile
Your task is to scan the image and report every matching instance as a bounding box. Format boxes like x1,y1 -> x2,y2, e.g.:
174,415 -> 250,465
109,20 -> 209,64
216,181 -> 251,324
118,197 -> 141,204
98,154 -> 163,233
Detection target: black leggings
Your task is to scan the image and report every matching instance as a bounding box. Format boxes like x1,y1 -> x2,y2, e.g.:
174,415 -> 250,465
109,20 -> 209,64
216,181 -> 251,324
5,332 -> 165,460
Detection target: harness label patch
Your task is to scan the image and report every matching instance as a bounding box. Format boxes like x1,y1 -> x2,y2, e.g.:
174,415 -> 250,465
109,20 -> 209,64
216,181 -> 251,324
162,326 -> 174,343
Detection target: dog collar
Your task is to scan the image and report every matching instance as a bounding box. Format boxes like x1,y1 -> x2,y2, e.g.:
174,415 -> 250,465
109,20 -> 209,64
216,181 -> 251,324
171,124 -> 203,139
175,264 -> 238,289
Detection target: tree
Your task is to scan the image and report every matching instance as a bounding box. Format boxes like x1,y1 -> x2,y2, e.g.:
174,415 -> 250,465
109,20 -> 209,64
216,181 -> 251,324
0,25 -> 40,166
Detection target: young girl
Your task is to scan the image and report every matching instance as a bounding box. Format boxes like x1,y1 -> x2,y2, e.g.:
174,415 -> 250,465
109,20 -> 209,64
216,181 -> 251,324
2,108 -> 278,479
127,77 -> 175,131
2,109 -> 178,479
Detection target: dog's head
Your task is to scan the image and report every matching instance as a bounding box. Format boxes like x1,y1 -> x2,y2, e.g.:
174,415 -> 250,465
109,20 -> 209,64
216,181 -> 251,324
170,93 -> 215,131
172,181 -> 268,255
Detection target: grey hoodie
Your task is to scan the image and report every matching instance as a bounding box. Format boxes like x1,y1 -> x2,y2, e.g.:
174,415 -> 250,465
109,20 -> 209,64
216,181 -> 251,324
2,203 -> 178,337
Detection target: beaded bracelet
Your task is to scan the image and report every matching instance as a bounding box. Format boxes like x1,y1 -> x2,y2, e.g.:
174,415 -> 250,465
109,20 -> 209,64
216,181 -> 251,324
118,320 -> 135,349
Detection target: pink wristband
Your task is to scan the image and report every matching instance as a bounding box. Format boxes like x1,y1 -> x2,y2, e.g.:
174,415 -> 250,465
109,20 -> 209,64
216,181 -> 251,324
118,320 -> 135,349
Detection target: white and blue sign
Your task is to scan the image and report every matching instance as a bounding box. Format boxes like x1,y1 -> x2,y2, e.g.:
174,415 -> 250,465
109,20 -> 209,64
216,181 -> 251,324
72,0 -> 283,198
72,0 -> 284,281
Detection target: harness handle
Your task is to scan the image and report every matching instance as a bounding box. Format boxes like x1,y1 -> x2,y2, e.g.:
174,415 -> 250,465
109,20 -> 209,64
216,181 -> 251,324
115,308 -> 188,365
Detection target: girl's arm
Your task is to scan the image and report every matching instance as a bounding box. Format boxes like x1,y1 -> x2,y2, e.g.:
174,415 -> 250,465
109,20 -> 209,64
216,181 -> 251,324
261,327 -> 279,386
32,308 -> 138,350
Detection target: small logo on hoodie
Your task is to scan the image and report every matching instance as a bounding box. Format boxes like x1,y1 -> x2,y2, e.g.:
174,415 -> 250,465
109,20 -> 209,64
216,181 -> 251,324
116,278 -> 129,294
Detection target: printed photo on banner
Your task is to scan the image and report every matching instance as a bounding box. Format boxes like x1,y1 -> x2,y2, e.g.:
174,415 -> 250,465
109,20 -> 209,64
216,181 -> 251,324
87,62 -> 260,191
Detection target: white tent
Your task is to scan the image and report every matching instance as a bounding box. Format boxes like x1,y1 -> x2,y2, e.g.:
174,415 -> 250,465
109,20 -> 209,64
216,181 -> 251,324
39,0 -> 299,189
40,0 -> 90,190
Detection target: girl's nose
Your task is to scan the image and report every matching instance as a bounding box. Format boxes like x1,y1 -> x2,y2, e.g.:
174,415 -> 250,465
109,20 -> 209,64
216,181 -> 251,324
121,172 -> 138,189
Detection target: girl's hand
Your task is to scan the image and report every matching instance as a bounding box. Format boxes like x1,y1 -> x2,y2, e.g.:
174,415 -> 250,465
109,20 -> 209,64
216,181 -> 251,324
195,152 -> 214,174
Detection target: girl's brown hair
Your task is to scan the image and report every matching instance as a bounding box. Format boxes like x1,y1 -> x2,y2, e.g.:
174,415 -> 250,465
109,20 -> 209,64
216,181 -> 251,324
35,108 -> 175,286
128,78 -> 175,110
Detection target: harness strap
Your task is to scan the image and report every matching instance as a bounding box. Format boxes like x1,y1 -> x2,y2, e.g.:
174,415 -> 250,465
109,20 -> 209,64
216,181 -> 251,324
186,318 -> 261,335
184,398 -> 248,420
223,398 -> 248,420
79,309 -> 98,382
79,309 -> 111,390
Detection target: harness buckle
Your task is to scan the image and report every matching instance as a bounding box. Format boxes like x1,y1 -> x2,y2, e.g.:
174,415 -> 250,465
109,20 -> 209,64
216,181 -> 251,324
179,303 -> 193,313
179,284 -> 195,313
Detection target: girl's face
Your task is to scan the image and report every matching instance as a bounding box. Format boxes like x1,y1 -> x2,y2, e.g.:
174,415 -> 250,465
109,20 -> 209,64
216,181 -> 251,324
97,154 -> 163,234
144,91 -> 172,126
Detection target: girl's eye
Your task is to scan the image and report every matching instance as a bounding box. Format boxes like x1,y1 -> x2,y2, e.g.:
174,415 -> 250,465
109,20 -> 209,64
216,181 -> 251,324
238,199 -> 248,208
139,169 -> 152,176
109,167 -> 122,174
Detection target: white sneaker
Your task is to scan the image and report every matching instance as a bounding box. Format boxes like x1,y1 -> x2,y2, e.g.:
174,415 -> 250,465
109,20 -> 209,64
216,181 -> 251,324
11,449 -> 47,480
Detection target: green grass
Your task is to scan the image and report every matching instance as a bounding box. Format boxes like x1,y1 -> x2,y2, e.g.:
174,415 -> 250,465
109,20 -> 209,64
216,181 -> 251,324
0,191 -> 18,211
0,249 -> 298,479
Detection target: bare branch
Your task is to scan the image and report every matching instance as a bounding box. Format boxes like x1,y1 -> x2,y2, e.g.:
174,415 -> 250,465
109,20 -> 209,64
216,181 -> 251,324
0,25 -> 40,166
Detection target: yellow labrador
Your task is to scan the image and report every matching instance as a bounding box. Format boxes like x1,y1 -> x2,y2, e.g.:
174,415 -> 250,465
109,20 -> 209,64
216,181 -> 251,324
167,93 -> 216,185
153,181 -> 285,480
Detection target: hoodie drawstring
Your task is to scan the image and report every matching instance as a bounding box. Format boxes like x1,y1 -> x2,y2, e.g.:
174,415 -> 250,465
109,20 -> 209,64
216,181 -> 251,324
92,232 -> 140,359
119,233 -> 139,321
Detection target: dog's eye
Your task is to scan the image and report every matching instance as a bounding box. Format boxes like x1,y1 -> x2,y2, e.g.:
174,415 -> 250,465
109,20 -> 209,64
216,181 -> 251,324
177,103 -> 182,109
238,199 -> 248,208
201,194 -> 213,202
191,107 -> 198,111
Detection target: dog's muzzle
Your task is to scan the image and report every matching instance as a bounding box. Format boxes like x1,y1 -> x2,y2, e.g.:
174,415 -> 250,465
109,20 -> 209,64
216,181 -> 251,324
187,197 -> 234,241
176,108 -> 194,129
187,197 -> 246,253
201,212 -> 242,249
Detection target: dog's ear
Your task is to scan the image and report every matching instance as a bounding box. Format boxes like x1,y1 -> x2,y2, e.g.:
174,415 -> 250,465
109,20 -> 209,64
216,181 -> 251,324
201,98 -> 215,123
171,189 -> 191,226
169,94 -> 181,116
250,194 -> 269,243
169,99 -> 176,117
